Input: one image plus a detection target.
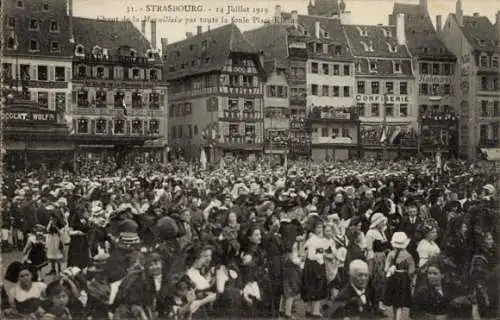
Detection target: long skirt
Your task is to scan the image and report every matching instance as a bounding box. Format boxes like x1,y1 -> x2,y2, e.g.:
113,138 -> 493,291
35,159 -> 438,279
301,259 -> 328,302
67,234 -> 90,269
45,233 -> 63,260
384,272 -> 412,308
368,252 -> 386,303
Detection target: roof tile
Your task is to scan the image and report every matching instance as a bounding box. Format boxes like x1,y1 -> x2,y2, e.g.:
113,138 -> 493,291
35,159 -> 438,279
460,15 -> 499,52
73,17 -> 152,56
343,24 -> 411,59
243,24 -> 289,69
164,24 -> 259,80
391,3 -> 456,59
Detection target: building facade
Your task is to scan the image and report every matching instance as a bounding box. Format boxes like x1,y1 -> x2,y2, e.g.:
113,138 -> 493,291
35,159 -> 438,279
164,24 -> 266,161
440,0 -> 500,159
244,25 -> 291,158
2,0 -> 74,158
391,0 -> 459,156
70,18 -> 168,161
344,17 -> 417,160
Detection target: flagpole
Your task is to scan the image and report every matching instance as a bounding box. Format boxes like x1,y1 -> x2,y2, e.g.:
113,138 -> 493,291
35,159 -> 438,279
382,91 -> 388,160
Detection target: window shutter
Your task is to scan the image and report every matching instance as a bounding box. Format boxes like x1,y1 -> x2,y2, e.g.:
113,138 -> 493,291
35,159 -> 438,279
72,119 -> 77,133
109,120 -> 113,135
143,120 -> 148,134
90,119 -> 96,135
143,91 -> 149,106
49,92 -> 55,110
86,65 -> 91,77
66,92 -> 71,112
160,93 -> 165,107
126,120 -> 131,135
145,69 -> 150,80
49,66 -> 55,81
140,69 -> 145,80
65,67 -> 71,82
157,70 -> 162,81
107,91 -> 114,105
223,123 -> 229,136
30,65 -> 37,80
128,68 -> 132,80
125,92 -> 132,105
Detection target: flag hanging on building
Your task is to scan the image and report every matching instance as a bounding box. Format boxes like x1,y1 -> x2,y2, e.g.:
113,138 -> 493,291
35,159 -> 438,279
380,126 -> 387,143
389,126 -> 402,145
121,97 -> 128,116
10,31 -> 19,50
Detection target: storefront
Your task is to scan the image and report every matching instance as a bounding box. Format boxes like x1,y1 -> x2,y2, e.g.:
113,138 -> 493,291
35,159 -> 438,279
3,97 -> 74,170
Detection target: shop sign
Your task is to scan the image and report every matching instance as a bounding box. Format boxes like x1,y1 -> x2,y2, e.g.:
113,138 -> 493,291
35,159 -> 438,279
355,94 -> 410,103
418,75 -> 452,84
4,111 -> 56,123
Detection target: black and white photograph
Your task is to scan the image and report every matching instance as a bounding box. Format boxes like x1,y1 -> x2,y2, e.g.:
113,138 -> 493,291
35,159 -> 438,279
1,0 -> 499,319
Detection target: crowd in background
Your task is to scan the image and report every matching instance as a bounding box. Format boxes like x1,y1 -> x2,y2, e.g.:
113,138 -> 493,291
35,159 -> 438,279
0,155 -> 498,319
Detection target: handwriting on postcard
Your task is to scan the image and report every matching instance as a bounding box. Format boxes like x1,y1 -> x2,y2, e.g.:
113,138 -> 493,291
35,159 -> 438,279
97,4 -> 271,25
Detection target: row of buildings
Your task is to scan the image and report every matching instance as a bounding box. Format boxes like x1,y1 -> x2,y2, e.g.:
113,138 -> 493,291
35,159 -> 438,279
165,0 -> 500,161
2,0 -> 499,167
2,0 -> 168,169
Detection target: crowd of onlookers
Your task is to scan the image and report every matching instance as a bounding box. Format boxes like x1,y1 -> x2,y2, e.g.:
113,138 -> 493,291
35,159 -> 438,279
0,156 -> 498,319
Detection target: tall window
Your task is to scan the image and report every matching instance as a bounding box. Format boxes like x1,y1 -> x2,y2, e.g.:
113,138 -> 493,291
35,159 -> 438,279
400,104 -> 408,117
419,83 -> 428,95
95,119 -> 107,134
481,101 -> 488,117
131,120 -> 143,134
77,119 -> 89,133
333,64 -> 340,75
311,84 -> 318,96
55,67 -> 65,81
311,62 -> 318,74
322,63 -> 329,75
357,103 -> 365,117
322,85 -> 329,96
481,77 -> 488,90
400,82 -> 408,95
371,81 -> 379,94
37,66 -> 48,81
386,104 -> 394,117
343,86 -> 350,97
77,89 -> 89,107
333,86 -> 340,97
480,124 -> 488,140
343,65 -> 350,75
480,55 -> 489,67
420,63 -> 429,74
371,104 -> 380,117
357,81 -> 365,94
96,90 -> 106,108
386,82 -> 394,94
149,120 -> 160,135
114,120 -> 125,134
114,92 -> 125,108
55,92 -> 65,112
149,92 -> 160,108
38,92 -> 48,108
132,91 -> 142,108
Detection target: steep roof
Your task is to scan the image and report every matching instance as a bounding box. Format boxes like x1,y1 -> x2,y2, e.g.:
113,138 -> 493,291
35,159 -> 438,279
459,15 -> 499,52
343,24 -> 411,59
3,0 -> 73,58
391,3 -> 456,60
164,23 -> 259,80
73,17 -> 152,56
307,0 -> 341,17
243,24 -> 289,69
297,14 -> 350,47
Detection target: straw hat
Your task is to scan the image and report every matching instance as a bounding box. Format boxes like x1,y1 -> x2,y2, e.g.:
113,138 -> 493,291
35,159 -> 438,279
390,232 -> 410,249
369,212 -> 387,229
118,232 -> 141,248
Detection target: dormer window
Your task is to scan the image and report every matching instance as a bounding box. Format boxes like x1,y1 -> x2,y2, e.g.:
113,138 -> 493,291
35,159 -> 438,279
49,21 -> 59,32
360,41 -> 370,52
334,46 -> 342,55
479,39 -> 486,46
357,27 -> 368,36
75,44 -> 84,56
147,51 -> 154,59
29,19 -> 39,31
369,61 -> 378,73
17,1 -> 24,8
423,47 -> 429,54
387,42 -> 397,53
96,67 -> 104,79
92,45 -> 103,57
393,61 -> 402,73
323,31 -> 329,38
50,41 -> 60,53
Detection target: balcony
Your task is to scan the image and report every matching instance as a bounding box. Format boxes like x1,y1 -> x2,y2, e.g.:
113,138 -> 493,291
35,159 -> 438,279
309,107 -> 360,123
420,111 -> 459,124
477,65 -> 500,75
290,96 -> 307,106
74,55 -> 158,66
478,138 -> 500,148
220,110 -> 262,122
218,135 -> 263,150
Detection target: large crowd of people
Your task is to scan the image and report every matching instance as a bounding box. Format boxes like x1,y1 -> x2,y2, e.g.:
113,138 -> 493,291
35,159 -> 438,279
0,155 -> 498,319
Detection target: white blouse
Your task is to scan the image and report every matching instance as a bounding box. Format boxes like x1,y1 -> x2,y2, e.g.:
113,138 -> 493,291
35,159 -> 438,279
186,268 -> 211,291
10,282 -> 46,302
304,234 -> 332,265
417,239 -> 441,268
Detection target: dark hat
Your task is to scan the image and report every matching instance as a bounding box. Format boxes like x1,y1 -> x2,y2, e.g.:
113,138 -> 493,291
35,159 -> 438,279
88,251 -> 110,273
118,219 -> 138,233
118,232 -> 141,248
154,216 -> 179,240
4,261 -> 38,283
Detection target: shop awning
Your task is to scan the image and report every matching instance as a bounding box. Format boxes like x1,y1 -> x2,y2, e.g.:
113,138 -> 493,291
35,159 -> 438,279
481,148 -> 500,161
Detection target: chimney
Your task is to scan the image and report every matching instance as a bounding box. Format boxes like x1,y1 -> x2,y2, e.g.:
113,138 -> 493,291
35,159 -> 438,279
196,26 -> 202,35
274,5 -> 282,24
186,32 -> 193,39
151,20 -> 157,49
141,20 -> 146,35
161,38 -> 168,56
68,0 -> 74,43
291,10 -> 298,26
436,15 -> 442,32
396,13 -> 406,45
419,0 -> 428,11
315,21 -> 321,39
456,0 -> 463,27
